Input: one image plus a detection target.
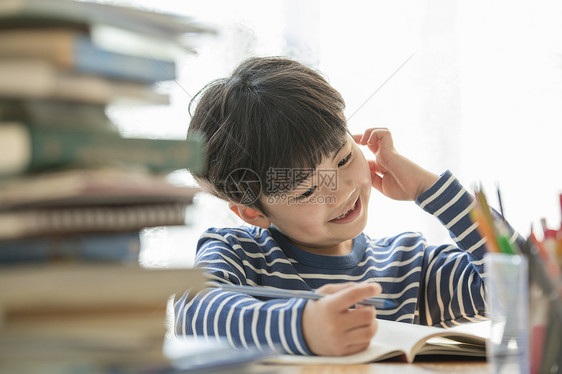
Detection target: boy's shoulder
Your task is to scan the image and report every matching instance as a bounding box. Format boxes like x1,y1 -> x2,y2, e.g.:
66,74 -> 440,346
198,225 -> 276,250
364,231 -> 428,249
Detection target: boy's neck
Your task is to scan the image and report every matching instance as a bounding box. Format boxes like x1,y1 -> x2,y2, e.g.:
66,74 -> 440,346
290,238 -> 354,256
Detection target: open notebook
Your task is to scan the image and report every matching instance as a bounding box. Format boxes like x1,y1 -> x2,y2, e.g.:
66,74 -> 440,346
268,319 -> 489,364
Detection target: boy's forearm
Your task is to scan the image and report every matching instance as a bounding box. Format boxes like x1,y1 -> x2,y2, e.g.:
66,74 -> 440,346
416,171 -> 486,259
395,154 -> 440,200
174,289 -> 311,355
416,170 -> 522,259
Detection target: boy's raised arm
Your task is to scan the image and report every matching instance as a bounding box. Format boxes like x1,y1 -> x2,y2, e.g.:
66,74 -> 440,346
354,128 -> 522,326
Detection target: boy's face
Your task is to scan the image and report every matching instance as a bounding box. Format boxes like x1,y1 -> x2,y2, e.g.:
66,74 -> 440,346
260,134 -> 371,255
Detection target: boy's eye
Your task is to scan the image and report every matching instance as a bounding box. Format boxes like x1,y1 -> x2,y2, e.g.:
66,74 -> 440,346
338,152 -> 353,167
298,185 -> 317,200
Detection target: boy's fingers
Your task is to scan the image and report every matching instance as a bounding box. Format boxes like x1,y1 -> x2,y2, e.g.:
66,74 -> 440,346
345,317 -> 378,343
352,134 -> 363,144
338,318 -> 378,355
344,306 -> 377,330
325,283 -> 381,312
368,160 -> 383,191
316,282 -> 356,295
366,127 -> 391,143
352,127 -> 391,146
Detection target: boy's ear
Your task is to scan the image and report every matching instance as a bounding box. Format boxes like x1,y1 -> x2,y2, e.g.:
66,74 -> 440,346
228,202 -> 271,229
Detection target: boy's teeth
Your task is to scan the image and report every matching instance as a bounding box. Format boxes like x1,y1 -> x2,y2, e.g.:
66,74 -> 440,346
335,201 -> 356,219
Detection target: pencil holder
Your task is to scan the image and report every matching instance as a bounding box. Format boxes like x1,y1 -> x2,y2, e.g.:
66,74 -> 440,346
524,240 -> 562,374
485,253 -> 530,374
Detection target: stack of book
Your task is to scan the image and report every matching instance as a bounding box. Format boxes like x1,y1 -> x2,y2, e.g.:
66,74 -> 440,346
0,0 -> 213,371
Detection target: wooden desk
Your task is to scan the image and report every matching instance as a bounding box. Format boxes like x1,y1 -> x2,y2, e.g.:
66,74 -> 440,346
252,361 -> 489,374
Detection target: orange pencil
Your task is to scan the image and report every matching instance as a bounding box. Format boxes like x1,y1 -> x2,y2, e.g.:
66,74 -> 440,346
470,205 -> 500,253
471,190 -> 500,253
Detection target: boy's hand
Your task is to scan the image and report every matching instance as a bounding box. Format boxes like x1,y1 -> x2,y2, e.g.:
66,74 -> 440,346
302,282 -> 381,356
353,128 -> 439,201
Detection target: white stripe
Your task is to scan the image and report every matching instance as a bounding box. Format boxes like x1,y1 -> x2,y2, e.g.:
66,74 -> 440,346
241,247 -> 290,261
202,252 -> 290,271
465,237 -> 487,255
245,279 -> 261,287
290,300 -> 308,355
225,298 -> 248,348
436,252 -> 457,324
202,292 -> 223,340
376,297 -> 418,316
423,244 -> 446,326
447,256 -> 463,322
251,304 -> 262,350
445,202 -> 475,229
237,235 -> 276,245
177,294 -> 196,336
435,265 -> 444,325
354,251 -> 424,272
278,304 -> 295,354
365,233 -> 424,255
191,290 -> 214,338
434,189 -> 465,218
200,232 -> 230,243
221,230 -> 278,248
418,174 -> 455,209
234,249 -> 293,267
300,265 -> 421,282
213,294 -> 237,343
200,252 -> 245,275
240,260 -> 304,281
362,242 -> 425,265
264,303 -> 283,351
202,266 -> 240,283
457,266 -> 467,320
238,304 -> 254,349
480,282 -> 487,311
454,222 -> 478,242
379,281 -> 418,299
396,313 -> 415,322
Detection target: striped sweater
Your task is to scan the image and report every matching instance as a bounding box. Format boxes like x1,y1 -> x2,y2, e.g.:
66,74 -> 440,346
173,171 -> 517,355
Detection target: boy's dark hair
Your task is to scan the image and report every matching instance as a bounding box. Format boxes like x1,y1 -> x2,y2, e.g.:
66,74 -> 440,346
187,56 -> 348,215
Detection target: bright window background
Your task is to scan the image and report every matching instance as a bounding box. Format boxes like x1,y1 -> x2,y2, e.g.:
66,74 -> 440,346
98,0 -> 562,267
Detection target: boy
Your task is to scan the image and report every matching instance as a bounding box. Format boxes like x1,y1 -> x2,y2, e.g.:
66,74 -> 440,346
174,57 -> 518,356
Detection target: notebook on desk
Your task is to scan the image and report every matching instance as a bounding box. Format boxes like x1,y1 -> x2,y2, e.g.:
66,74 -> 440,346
268,319 -> 489,364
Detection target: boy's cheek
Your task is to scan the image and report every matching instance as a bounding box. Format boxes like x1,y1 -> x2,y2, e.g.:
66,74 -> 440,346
355,156 -> 373,187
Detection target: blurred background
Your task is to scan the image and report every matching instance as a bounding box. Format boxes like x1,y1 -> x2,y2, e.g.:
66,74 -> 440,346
94,0 -> 562,267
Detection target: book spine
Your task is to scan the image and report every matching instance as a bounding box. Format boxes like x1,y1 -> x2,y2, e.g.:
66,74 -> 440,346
0,124 -> 205,176
0,60 -> 171,105
73,34 -> 177,83
0,231 -> 141,264
0,203 -> 189,239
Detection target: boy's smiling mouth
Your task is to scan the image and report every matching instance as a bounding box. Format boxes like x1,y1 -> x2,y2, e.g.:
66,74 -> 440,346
329,195 -> 361,224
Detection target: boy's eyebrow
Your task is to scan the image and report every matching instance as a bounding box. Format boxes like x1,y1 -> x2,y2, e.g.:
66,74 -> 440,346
331,142 -> 348,161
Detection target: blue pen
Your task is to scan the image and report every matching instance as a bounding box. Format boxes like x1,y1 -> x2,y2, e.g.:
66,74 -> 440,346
219,284 -> 396,309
